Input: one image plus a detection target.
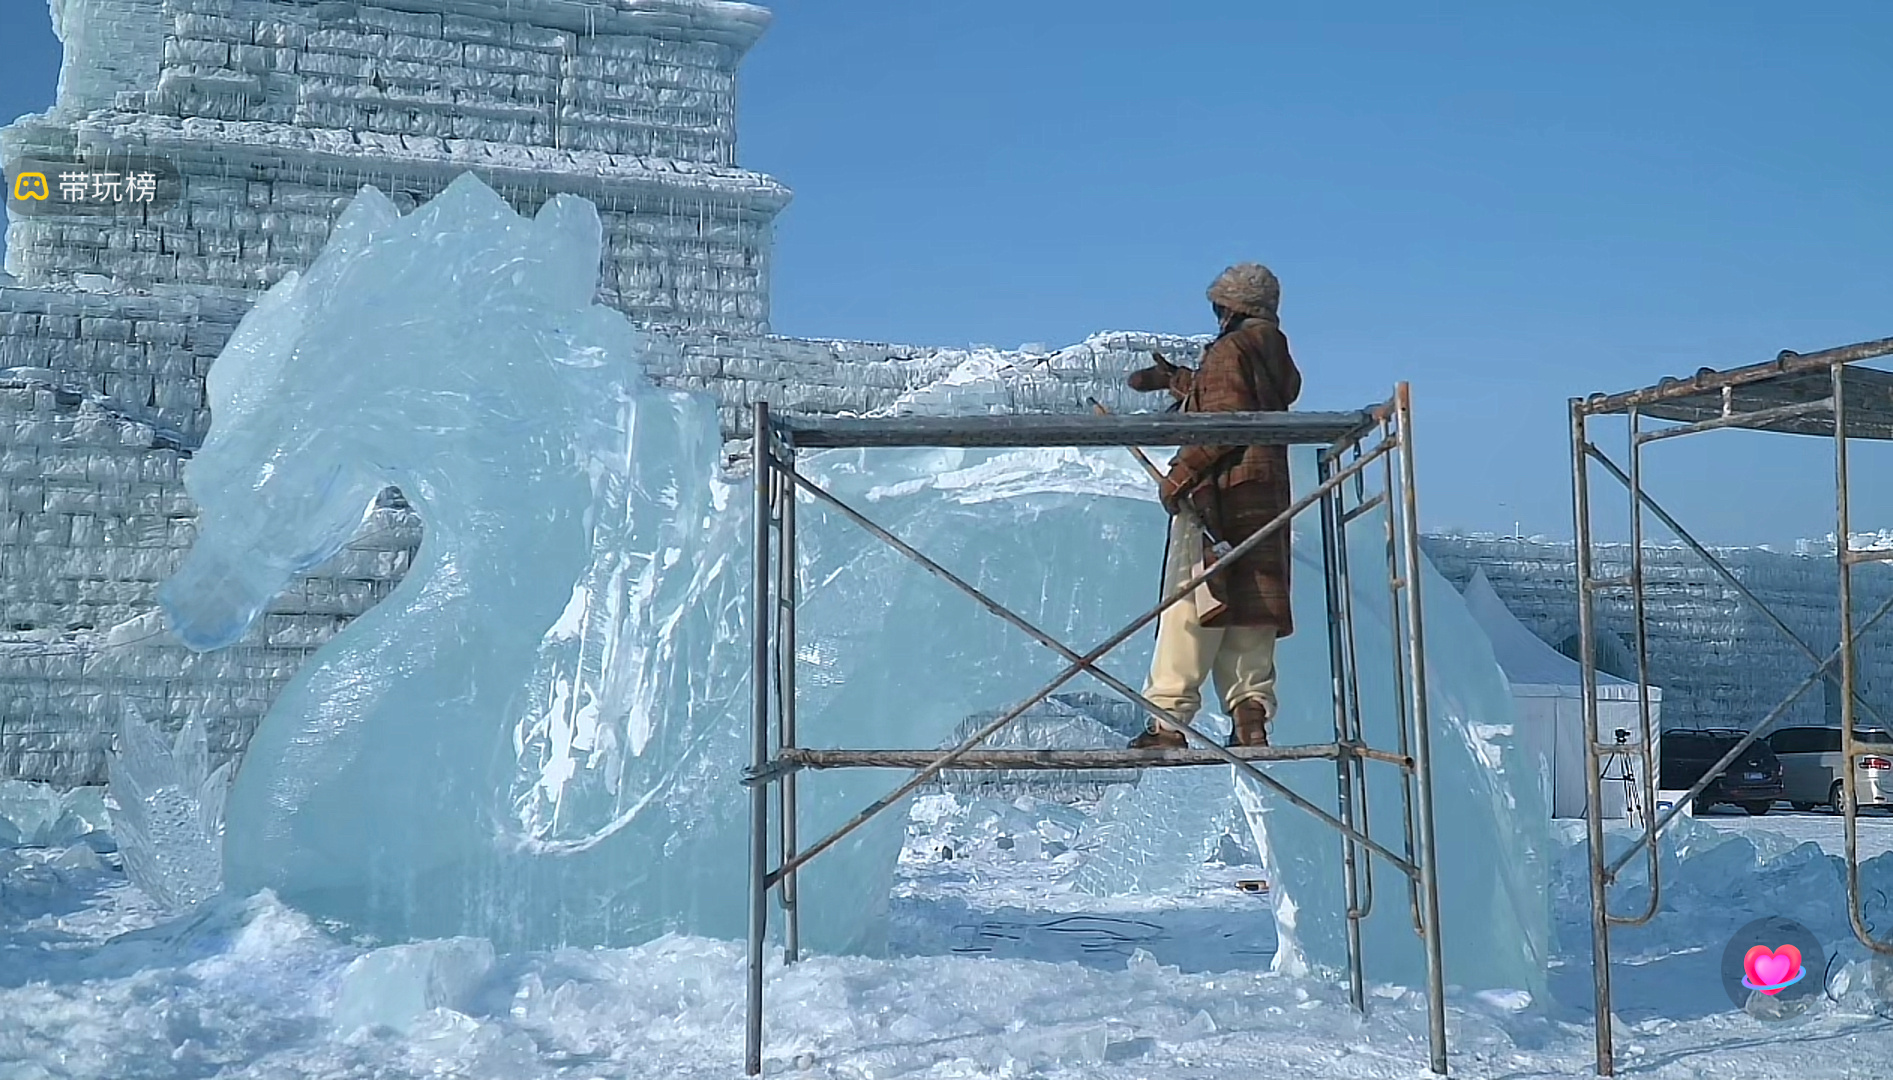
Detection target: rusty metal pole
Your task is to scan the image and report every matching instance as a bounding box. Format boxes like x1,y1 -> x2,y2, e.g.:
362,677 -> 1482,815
1394,385 -> 1447,1076
1320,454 -> 1368,1013
777,444 -> 801,964
744,402 -> 773,1077
1831,359 -> 1893,954
1571,400 -> 1614,1077
1609,407 -> 1659,924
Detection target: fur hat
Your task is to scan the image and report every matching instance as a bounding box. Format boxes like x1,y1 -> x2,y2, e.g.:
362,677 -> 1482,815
1206,263 -> 1281,320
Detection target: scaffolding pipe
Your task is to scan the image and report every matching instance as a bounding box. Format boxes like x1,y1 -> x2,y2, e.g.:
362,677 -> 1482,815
1321,456 -> 1368,1012
1335,446 -> 1381,925
1395,386 -> 1448,1076
1382,426 -> 1426,936
744,402 -> 773,1078
1571,401 -> 1616,1076
1612,407 -> 1660,926
775,440 -> 801,964
1833,360 -> 1893,956
767,746 -> 1393,769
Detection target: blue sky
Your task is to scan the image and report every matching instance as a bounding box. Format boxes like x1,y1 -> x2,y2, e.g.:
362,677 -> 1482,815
6,2 -> 1891,543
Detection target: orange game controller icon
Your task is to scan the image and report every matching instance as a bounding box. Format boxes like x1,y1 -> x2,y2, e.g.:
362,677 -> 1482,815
12,173 -> 48,201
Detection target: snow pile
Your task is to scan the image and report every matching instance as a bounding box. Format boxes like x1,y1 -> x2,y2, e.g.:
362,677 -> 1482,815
3,809 -> 1892,1078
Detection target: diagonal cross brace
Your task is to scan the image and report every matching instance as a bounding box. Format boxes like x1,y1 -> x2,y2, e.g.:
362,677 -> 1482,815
1601,584 -> 1893,885
765,436 -> 1417,887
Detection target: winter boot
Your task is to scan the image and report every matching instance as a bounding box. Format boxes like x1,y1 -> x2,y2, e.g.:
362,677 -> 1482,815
1128,719 -> 1188,750
1228,699 -> 1271,748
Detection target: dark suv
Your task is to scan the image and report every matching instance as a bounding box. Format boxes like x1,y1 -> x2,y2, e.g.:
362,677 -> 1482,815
1659,728 -> 1787,816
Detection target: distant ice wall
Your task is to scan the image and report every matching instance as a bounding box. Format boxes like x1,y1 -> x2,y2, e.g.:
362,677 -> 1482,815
1425,535 -> 1893,734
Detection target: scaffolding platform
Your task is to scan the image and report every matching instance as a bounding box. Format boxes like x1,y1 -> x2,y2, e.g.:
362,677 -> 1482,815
1570,335 -> 1893,1077
742,386 -> 1450,1076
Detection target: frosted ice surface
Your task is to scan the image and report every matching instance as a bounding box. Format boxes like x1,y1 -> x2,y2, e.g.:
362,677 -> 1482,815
934,697 -> 1141,800
0,782 -> 62,848
1234,451 -> 1550,996
1069,766 -> 1236,897
106,706 -> 229,911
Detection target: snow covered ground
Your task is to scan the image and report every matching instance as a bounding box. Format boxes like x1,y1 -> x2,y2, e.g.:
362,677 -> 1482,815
4,788 -> 1893,1079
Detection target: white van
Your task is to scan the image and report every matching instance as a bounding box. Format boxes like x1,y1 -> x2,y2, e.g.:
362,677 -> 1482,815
1766,727 -> 1893,813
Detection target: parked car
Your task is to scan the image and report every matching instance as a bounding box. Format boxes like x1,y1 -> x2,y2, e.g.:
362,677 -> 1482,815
1765,726 -> 1893,814
1659,729 -> 1786,815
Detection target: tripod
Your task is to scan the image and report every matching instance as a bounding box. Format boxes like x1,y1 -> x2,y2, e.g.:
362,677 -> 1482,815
1598,728 -> 1646,828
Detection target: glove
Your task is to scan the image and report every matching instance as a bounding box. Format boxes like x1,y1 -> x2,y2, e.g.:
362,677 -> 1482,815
1127,351 -> 1179,393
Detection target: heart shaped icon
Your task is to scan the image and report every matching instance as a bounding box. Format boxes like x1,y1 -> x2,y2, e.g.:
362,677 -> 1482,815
1743,944 -> 1804,994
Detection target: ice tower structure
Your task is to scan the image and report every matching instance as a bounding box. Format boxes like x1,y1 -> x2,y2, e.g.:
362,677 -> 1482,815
0,0 -> 1194,784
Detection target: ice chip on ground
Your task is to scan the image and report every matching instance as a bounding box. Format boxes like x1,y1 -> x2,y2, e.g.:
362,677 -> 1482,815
332,938 -> 497,1035
0,780 -> 64,847
0,779 -> 109,848
52,841 -> 106,874
107,706 -> 229,911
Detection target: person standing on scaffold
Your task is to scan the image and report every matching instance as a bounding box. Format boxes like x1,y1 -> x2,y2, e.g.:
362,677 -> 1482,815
1125,263 -> 1302,749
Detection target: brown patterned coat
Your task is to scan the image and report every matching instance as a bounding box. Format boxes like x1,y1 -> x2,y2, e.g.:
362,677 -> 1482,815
1163,317 -> 1301,634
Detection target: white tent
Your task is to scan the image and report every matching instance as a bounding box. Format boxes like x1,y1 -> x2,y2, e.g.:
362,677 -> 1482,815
1461,569 -> 1662,820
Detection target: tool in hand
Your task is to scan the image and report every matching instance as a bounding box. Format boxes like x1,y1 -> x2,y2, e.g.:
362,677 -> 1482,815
1089,397 -> 1231,623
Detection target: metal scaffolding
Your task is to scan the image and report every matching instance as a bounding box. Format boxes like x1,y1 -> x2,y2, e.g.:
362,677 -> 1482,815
1570,336 -> 1893,1076
742,385 -> 1452,1076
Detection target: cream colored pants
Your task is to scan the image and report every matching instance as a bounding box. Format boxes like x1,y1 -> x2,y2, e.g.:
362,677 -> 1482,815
1142,515 -> 1279,725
